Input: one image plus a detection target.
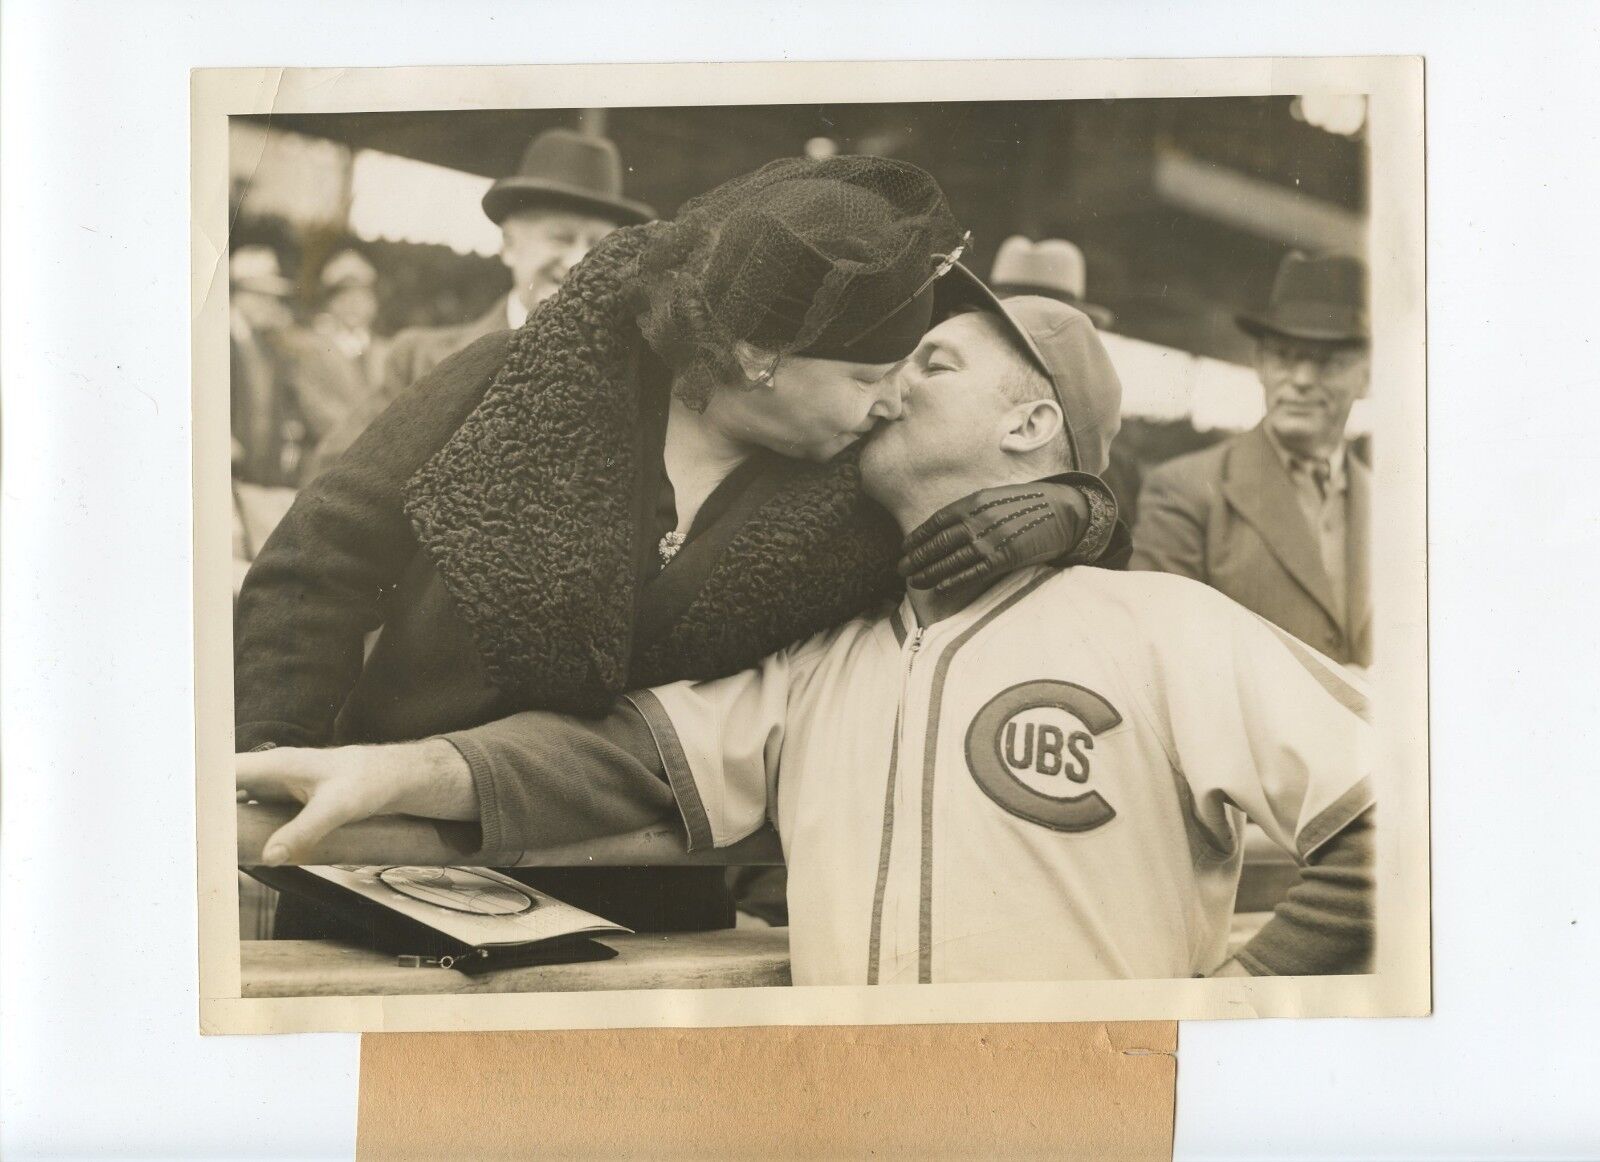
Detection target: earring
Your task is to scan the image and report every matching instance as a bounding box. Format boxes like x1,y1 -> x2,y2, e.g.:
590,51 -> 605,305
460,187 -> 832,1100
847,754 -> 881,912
751,355 -> 781,387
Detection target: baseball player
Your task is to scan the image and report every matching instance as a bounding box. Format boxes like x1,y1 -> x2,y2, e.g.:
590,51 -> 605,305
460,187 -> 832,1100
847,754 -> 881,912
242,276 -> 1374,984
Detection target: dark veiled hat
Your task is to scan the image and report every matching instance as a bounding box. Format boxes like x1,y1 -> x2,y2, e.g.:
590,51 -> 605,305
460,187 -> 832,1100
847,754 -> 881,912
635,155 -> 967,393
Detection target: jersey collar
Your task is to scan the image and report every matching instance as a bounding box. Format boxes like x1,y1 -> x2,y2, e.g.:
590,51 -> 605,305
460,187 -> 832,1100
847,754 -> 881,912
891,565 -> 1055,645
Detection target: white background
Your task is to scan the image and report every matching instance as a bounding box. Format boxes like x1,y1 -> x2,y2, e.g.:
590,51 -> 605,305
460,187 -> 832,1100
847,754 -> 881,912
3,2 -> 1597,1157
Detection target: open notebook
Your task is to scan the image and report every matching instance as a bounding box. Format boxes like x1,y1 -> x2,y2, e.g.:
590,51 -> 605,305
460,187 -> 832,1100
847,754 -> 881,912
247,864 -> 632,975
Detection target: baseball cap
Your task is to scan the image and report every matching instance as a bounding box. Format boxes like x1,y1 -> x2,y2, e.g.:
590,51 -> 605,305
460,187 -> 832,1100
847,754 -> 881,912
934,263 -> 1123,475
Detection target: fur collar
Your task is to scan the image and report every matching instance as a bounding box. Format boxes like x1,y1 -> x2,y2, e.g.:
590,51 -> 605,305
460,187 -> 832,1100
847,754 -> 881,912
405,225 -> 901,715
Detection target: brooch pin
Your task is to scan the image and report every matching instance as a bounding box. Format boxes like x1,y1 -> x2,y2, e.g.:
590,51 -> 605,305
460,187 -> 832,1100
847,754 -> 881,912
658,531 -> 687,567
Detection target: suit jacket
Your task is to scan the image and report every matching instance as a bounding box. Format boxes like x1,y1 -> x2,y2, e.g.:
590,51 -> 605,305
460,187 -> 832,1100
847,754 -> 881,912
299,297 -> 509,482
1130,423 -> 1371,666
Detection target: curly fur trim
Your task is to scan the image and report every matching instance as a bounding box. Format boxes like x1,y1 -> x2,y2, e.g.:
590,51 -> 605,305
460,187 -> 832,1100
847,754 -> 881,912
404,224 -> 903,714
405,225 -> 652,713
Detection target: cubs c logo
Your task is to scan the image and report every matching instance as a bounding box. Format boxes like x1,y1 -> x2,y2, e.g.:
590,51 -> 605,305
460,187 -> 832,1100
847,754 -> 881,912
964,680 -> 1122,832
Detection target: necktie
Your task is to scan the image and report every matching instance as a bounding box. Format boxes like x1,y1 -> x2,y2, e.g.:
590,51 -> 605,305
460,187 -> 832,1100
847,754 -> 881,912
1296,456 -> 1332,499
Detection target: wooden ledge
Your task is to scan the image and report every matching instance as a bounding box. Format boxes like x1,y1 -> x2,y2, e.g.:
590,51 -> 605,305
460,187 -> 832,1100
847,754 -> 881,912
241,929 -> 793,996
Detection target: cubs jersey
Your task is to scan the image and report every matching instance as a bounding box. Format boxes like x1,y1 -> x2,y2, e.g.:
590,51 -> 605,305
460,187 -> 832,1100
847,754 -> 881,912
627,565 -> 1372,986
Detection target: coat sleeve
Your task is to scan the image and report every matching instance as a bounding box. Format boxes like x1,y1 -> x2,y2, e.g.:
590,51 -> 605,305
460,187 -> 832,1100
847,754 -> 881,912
1128,458 -> 1209,579
444,635 -> 833,856
1233,805 -> 1374,975
445,701 -> 680,859
1040,470 -> 1122,567
233,331 -> 513,750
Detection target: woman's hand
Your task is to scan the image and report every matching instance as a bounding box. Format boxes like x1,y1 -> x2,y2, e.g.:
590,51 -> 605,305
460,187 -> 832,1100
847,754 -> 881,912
236,740 -> 477,865
898,477 -> 1114,593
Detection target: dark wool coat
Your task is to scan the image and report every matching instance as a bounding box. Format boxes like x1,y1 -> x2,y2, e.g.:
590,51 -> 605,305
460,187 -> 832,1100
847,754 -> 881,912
234,224 -> 905,753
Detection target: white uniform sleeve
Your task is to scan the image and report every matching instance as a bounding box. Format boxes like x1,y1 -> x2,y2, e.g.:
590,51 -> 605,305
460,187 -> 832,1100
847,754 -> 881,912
624,640 -> 823,851
1156,587 -> 1374,862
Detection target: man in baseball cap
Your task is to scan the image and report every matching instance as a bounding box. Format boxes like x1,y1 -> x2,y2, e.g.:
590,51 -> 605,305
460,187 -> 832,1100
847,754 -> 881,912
866,265 -> 1126,599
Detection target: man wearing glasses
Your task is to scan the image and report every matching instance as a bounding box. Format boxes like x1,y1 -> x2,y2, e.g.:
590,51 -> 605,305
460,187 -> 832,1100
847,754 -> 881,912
1131,253 -> 1372,668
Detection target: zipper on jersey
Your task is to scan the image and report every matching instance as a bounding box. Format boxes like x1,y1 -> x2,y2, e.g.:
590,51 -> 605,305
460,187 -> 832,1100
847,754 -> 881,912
896,626 -> 925,771
898,626 -> 925,771
867,622 -> 925,984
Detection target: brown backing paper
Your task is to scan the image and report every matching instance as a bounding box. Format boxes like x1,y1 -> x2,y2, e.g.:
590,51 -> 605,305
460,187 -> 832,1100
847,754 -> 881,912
357,1022 -> 1177,1160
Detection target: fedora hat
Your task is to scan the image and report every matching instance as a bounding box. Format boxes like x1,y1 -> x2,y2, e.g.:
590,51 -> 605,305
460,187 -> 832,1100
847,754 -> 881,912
989,235 -> 1114,329
481,128 -> 655,227
1237,251 -> 1368,343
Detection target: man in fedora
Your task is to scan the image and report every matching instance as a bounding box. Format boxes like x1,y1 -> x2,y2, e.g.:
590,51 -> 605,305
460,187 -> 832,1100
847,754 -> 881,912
303,128 -> 653,479
1131,252 -> 1372,668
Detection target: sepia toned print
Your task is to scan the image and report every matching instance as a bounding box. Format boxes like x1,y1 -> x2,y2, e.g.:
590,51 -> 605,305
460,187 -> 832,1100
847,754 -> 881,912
195,57 -> 1428,1034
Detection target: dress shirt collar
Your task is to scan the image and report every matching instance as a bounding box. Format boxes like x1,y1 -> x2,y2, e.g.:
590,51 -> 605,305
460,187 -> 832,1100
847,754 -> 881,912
1263,423 -> 1348,495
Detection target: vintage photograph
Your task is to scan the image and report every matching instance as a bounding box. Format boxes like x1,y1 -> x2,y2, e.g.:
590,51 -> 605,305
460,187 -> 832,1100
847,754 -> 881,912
195,59 -> 1429,1033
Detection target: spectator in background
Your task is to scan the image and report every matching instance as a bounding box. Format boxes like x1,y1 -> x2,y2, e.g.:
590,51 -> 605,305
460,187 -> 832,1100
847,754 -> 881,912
314,248 -> 387,386
991,235 -> 1143,524
275,249 -> 389,483
229,245 -> 300,487
990,235 -> 1113,328
1131,253 -> 1371,668
301,129 -> 653,479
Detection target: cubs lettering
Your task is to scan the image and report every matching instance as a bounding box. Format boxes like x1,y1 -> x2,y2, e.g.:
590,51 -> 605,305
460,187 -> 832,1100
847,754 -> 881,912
965,680 -> 1123,832
1002,720 -> 1093,782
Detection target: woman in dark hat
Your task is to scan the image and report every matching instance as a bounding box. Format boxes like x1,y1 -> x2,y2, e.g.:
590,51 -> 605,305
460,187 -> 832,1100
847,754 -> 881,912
235,156 -> 1122,934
